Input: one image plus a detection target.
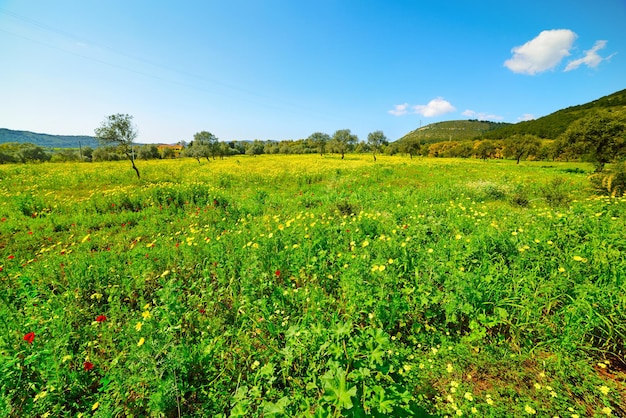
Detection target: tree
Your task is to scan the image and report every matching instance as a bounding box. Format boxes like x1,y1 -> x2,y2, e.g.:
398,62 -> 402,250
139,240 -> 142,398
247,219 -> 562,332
331,129 -> 358,159
503,134 -> 542,164
192,131 -> 219,160
367,130 -> 388,161
473,140 -> 497,160
399,140 -> 421,159
94,114 -> 140,178
558,110 -> 626,172
307,132 -> 330,156
181,131 -> 218,163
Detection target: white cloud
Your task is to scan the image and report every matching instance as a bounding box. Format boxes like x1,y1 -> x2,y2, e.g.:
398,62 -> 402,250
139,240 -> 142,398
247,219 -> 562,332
504,29 -> 577,75
462,109 -> 503,121
517,113 -> 535,122
388,103 -> 410,116
413,98 -> 456,117
564,40 -> 616,71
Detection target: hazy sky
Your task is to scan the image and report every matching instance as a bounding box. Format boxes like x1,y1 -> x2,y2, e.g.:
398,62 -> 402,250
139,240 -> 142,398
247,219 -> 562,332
1,0 -> 624,143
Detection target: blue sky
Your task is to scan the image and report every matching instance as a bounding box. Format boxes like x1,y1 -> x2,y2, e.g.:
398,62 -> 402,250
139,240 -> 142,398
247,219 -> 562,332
1,0 -> 624,144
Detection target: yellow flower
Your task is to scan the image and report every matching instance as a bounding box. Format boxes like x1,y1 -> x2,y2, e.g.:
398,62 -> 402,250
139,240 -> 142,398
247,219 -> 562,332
602,406 -> 612,416
142,310 -> 151,319
599,385 -> 610,395
92,402 -> 100,411
446,363 -> 453,373
524,404 -> 536,414
464,392 -> 473,401
573,255 -> 584,262
137,337 -> 145,347
361,240 -> 369,247
135,321 -> 143,331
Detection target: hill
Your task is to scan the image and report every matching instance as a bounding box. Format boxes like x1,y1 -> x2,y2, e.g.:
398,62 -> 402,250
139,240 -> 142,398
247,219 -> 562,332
481,88 -> 626,140
0,128 -> 99,149
396,120 -> 511,145
395,88 -> 626,145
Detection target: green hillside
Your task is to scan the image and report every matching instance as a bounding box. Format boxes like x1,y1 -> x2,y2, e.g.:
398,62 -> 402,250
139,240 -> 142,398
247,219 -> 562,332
396,120 -> 510,145
0,128 -> 99,149
482,88 -> 626,140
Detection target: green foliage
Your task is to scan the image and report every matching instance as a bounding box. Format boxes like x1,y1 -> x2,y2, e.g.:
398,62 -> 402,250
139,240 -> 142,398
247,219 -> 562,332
331,129 -> 359,159
482,88 -> 626,140
0,156 -> 625,417
558,109 -> 626,172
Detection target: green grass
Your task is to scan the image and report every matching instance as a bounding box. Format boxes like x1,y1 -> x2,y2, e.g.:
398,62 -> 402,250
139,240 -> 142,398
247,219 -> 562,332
0,155 -> 624,417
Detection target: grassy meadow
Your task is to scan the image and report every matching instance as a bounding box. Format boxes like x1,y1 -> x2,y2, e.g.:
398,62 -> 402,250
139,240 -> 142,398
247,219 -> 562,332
0,154 -> 624,417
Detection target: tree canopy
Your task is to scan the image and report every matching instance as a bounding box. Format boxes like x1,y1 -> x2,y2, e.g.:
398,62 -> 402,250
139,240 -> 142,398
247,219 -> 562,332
94,114 -> 140,178
558,110 -> 626,172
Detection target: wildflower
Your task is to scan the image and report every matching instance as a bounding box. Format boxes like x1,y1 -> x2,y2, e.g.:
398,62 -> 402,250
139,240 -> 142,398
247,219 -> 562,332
361,240 -> 369,247
275,269 -> 281,277
135,321 -> 142,331
446,363 -> 453,373
8,255 -> 15,260
92,402 -> 99,411
602,407 -> 612,416
137,337 -> 145,347
572,255 -> 584,262
464,392 -> 473,401
23,332 -> 35,344
599,385 -> 610,395
524,404 -> 536,414
95,315 -> 107,323
83,361 -> 94,371
142,310 -> 151,319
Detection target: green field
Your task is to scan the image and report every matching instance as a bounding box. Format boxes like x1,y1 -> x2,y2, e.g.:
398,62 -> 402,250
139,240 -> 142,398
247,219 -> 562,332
1,155 -> 624,417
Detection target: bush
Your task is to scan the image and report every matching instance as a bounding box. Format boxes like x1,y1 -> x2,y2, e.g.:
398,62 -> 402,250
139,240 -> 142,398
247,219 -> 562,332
541,177 -> 570,207
589,161 -> 626,197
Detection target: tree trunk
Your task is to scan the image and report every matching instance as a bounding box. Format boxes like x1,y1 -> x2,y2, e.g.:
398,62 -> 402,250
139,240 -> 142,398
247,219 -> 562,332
127,152 -> 141,179
373,152 -> 377,162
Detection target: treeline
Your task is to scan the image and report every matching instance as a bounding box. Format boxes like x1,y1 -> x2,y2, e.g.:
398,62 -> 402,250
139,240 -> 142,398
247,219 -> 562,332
2,109 -> 625,171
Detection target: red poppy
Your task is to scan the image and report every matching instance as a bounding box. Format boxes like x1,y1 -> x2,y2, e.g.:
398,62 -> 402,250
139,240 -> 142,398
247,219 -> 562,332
84,361 -> 94,371
23,332 -> 35,344
96,315 -> 107,322
199,308 -> 206,314
8,255 -> 15,260
275,269 -> 281,277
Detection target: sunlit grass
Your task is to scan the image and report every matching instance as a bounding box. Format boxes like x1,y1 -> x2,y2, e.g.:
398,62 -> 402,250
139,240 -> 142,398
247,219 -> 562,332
0,155 -> 623,417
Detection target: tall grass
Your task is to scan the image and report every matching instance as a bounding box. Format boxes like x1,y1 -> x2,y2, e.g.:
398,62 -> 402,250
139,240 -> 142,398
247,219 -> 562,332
0,155 -> 623,417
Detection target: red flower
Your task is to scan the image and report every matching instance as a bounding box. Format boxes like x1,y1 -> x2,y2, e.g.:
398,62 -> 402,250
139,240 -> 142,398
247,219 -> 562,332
275,269 -> 281,277
23,332 -> 35,344
8,255 -> 15,260
84,361 -> 94,371
96,315 -> 107,322
199,308 -> 206,314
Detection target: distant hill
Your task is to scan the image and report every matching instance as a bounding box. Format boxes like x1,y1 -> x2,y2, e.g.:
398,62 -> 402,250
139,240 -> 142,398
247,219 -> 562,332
0,128 -> 99,149
395,88 -> 626,145
481,88 -> 626,140
396,120 -> 511,145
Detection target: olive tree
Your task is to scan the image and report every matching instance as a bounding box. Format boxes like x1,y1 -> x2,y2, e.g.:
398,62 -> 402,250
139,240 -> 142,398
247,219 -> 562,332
331,129 -> 358,159
94,114 -> 140,178
307,132 -> 330,156
367,130 -> 388,161
559,110 -> 626,172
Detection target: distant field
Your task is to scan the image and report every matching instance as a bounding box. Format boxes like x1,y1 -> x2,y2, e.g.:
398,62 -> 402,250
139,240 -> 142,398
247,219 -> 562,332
1,155 -> 624,417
